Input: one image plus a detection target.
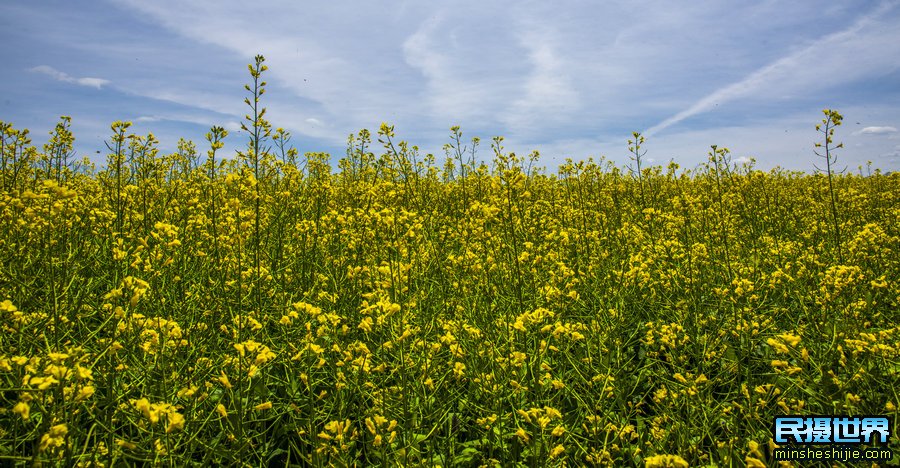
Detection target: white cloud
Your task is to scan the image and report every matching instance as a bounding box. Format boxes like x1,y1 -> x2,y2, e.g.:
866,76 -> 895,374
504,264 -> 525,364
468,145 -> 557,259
501,22 -> 579,132
130,113 -> 225,129
853,126 -> 898,135
224,121 -> 242,132
29,65 -> 111,89
644,2 -> 898,137
128,88 -> 243,118
7,0 -> 900,172
401,12 -> 501,124
77,77 -> 111,88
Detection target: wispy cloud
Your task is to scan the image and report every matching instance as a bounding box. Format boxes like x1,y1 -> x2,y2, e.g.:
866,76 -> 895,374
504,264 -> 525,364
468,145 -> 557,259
29,65 -> 111,89
854,126 -> 898,135
401,11 -> 514,125
502,22 -> 579,133
644,2 -> 897,137
133,113 -> 240,130
4,0 -> 900,171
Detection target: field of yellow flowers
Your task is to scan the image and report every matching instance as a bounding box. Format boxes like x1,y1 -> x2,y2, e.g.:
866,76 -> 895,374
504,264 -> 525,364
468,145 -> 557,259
1,57 -> 899,467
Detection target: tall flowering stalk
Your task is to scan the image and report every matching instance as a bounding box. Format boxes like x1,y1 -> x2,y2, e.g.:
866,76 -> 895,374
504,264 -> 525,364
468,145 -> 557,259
815,109 -> 845,263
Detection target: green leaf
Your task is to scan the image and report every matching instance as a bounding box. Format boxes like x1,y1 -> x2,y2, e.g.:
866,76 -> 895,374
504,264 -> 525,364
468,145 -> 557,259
452,447 -> 481,465
208,387 -> 224,404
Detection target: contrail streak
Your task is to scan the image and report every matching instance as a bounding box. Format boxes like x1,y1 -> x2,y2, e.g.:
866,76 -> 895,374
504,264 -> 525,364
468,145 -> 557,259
643,2 -> 895,138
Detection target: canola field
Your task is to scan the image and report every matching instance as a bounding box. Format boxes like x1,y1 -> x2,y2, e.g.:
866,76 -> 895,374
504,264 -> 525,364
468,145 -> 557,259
1,60 -> 899,467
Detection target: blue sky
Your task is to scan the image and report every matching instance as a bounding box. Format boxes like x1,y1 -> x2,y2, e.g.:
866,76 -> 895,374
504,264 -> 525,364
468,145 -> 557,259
3,0 -> 900,172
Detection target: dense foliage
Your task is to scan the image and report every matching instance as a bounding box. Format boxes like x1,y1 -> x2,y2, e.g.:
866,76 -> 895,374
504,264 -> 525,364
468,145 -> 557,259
1,58 -> 898,467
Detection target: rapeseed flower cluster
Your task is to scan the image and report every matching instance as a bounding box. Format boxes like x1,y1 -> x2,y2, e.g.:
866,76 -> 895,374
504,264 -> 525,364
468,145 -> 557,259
2,63 -> 898,466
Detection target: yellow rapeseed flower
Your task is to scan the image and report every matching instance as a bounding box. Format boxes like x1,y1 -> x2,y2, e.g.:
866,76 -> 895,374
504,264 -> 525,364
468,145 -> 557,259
177,385 -> 198,398
218,371 -> 232,389
155,438 -> 167,455
166,412 -> 185,433
75,385 -> 95,401
644,454 -> 689,468
549,444 -> 565,458
115,438 -> 137,450
358,316 -> 373,332
74,365 -> 93,381
13,401 -> 29,420
748,440 -> 764,458
515,427 -> 530,442
745,456 -> 766,467
38,424 -> 68,452
29,376 -> 60,390
132,398 -> 157,423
